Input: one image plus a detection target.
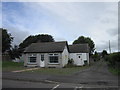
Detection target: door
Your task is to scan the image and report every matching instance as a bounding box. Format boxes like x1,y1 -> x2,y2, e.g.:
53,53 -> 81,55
40,54 -> 45,67
77,54 -> 84,66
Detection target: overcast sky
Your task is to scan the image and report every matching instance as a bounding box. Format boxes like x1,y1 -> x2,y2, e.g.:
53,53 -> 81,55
2,1 -> 118,53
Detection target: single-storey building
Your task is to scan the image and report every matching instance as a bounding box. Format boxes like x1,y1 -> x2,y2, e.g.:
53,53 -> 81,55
23,41 -> 89,68
69,44 -> 89,66
23,41 -> 69,68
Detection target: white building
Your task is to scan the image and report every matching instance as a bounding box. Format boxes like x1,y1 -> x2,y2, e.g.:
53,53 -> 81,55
23,41 -> 89,68
69,44 -> 89,66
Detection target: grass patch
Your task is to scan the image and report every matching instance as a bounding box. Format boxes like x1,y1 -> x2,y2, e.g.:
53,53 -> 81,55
2,61 -> 25,71
2,61 -> 90,75
26,65 -> 90,75
109,67 -> 120,75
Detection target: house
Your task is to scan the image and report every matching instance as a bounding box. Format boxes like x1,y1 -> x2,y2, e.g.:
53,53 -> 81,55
23,41 -> 89,68
69,44 -> 89,66
23,41 -> 69,68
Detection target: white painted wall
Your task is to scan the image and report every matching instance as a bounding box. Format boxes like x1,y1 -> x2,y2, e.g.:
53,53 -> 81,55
69,53 -> 89,66
62,46 -> 69,67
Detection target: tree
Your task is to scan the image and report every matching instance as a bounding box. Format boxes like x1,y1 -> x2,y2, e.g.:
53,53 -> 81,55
19,34 -> 55,51
9,45 -> 21,59
102,50 -> 108,58
2,28 -> 13,53
73,36 -> 95,55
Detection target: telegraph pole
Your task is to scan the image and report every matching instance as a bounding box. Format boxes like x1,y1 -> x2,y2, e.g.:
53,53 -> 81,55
109,40 -> 111,54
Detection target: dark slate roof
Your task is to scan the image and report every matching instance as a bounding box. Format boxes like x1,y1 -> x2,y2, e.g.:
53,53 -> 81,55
69,44 -> 89,53
24,41 -> 69,53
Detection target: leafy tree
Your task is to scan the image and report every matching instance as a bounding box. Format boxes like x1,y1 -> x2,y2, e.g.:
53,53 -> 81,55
102,50 -> 108,58
2,28 -> 13,53
73,36 -> 95,55
19,34 -> 55,51
9,45 -> 21,59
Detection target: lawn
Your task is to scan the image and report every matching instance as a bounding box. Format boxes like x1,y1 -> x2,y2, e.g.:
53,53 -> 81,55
109,67 -> 120,76
2,61 -> 90,75
2,61 -> 26,71
26,65 -> 90,75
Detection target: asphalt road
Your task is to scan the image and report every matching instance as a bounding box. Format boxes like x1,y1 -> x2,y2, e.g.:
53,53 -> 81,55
2,60 -> 119,89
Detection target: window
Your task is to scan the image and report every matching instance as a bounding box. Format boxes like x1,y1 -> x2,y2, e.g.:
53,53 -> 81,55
49,54 -> 59,64
29,57 -> 36,63
49,56 -> 58,63
41,54 -> 44,61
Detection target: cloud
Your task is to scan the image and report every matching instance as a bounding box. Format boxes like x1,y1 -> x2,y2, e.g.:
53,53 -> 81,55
2,2 -> 118,53
107,28 -> 118,36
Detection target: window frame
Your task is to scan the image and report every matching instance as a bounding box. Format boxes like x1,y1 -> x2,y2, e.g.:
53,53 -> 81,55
28,56 -> 37,64
28,54 -> 37,64
49,53 -> 59,64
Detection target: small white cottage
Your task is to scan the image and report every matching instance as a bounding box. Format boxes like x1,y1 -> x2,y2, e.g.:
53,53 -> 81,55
23,41 -> 89,68
69,44 -> 89,66
23,41 -> 69,68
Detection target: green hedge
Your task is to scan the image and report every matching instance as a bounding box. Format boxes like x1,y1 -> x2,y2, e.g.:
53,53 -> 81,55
105,52 -> 120,69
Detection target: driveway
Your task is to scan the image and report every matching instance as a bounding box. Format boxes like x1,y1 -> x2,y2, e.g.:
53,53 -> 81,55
2,60 -> 119,89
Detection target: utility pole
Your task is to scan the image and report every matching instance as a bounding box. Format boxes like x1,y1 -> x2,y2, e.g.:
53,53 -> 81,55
109,40 -> 111,54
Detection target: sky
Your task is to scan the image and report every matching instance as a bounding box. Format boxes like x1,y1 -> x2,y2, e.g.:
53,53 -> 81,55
1,1 -> 118,53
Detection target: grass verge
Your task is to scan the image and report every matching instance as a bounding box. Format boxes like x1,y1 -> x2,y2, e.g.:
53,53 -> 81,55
109,67 -> 120,75
2,61 -> 90,75
26,65 -> 90,75
2,61 -> 26,71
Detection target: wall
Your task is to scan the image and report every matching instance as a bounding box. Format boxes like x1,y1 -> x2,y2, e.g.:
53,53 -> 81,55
62,46 -> 69,67
24,53 -> 63,68
69,53 -> 89,66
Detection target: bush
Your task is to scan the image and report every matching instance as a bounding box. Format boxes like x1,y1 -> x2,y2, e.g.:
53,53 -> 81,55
105,52 -> 120,69
68,58 -> 74,65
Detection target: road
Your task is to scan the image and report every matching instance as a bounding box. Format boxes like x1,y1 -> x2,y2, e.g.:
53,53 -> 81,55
2,60 -> 119,89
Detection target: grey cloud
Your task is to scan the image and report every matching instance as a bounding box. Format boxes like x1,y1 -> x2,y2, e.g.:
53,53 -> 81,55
107,28 -> 118,36
6,27 -> 30,45
96,40 -> 118,53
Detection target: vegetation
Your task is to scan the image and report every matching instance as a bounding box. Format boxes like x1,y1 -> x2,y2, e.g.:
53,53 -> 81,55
2,61 -> 90,75
105,52 -> 120,75
19,34 -> 55,49
2,61 -> 25,71
26,65 -> 90,75
2,28 -> 13,53
92,51 -> 100,61
102,50 -> 108,58
73,36 -> 95,55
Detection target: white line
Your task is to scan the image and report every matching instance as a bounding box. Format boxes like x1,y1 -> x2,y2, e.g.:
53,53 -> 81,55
51,84 -> 60,90
78,86 -> 83,89
74,87 -> 78,90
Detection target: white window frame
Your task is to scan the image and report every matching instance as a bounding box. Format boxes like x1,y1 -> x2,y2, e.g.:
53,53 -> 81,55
28,54 -> 37,64
49,53 -> 59,64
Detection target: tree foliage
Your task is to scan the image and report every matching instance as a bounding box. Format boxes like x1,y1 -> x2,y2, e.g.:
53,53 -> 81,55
102,50 -> 108,58
19,34 -> 55,50
2,28 -> 13,53
105,52 -> 120,68
73,36 -> 95,54
9,45 -> 21,59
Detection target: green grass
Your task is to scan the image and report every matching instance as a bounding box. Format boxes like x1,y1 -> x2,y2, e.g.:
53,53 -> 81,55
109,67 -> 120,75
2,61 -> 90,75
2,61 -> 25,71
26,65 -> 90,75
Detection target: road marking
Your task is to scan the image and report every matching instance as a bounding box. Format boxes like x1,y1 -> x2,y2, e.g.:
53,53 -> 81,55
51,84 -> 60,90
44,80 -> 59,84
74,87 -> 78,90
79,86 -> 83,88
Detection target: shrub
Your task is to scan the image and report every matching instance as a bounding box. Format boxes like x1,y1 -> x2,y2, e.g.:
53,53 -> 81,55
68,58 -> 74,65
106,52 -> 120,69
